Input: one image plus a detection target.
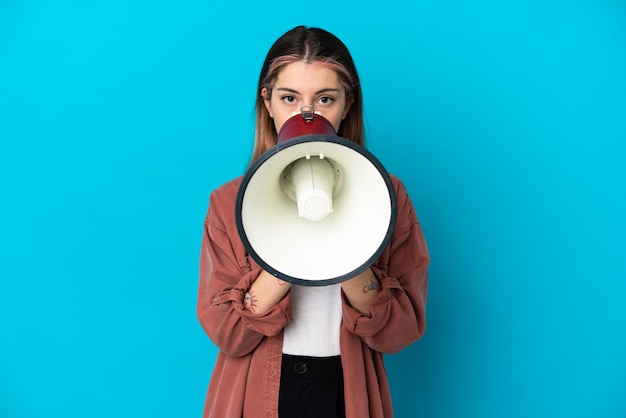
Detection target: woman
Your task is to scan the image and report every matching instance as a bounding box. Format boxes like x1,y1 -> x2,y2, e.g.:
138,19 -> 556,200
197,26 -> 429,418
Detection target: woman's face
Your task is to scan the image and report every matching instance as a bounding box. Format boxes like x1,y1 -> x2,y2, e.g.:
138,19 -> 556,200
262,61 -> 353,134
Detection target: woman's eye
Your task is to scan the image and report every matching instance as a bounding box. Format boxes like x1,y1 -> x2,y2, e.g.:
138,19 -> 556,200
318,96 -> 335,105
281,95 -> 296,104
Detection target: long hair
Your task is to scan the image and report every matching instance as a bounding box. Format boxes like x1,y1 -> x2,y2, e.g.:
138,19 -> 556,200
250,26 -> 364,166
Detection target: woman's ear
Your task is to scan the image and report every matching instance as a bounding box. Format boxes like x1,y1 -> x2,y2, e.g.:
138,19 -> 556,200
261,88 -> 273,118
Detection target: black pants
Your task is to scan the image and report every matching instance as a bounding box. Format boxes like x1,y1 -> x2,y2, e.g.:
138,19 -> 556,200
278,354 -> 346,418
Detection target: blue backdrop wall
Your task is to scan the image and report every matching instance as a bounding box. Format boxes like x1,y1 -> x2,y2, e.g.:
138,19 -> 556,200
1,1 -> 625,417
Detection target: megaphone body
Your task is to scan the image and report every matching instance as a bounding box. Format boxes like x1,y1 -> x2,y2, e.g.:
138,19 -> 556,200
236,112 -> 397,286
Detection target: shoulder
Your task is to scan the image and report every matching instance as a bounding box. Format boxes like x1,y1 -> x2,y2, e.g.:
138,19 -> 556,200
388,173 -> 419,233
209,176 -> 244,209
210,176 -> 244,201
388,174 -> 411,208
206,176 -> 243,224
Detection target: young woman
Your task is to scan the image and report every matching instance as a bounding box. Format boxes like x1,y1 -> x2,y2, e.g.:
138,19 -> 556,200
197,26 -> 429,418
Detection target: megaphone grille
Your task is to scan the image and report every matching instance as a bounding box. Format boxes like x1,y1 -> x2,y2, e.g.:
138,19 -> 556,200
236,135 -> 397,286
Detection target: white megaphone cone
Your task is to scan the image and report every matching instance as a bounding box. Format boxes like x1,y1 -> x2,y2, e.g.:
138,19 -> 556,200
235,109 -> 397,285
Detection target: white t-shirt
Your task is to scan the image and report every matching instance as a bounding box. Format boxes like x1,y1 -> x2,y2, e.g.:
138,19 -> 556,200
282,283 -> 342,357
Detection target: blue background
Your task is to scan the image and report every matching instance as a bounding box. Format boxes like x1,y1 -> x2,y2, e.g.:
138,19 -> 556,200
1,1 -> 625,417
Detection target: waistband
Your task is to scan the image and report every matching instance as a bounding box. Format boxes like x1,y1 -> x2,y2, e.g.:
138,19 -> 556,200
281,354 -> 343,379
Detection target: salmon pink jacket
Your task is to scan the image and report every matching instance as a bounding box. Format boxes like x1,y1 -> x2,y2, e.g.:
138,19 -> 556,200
197,175 -> 429,418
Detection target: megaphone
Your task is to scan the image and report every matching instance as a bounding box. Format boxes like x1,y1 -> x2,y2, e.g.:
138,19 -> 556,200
235,109 -> 397,286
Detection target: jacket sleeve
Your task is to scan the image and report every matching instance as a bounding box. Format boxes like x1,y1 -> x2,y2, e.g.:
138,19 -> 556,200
196,189 -> 292,358
341,178 -> 429,354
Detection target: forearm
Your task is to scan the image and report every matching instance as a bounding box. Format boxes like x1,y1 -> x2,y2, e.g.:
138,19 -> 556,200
245,270 -> 292,314
341,268 -> 380,317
